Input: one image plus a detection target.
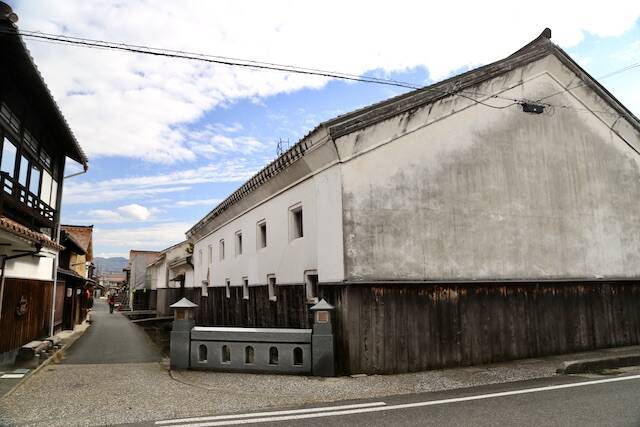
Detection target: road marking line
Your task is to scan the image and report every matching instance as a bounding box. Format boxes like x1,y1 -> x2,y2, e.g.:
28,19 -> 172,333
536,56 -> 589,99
155,402 -> 386,425
163,374 -> 640,426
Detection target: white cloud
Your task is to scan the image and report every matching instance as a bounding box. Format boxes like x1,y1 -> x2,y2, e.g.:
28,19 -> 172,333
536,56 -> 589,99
14,1 -> 640,164
74,203 -> 163,223
186,125 -> 265,159
172,198 -> 222,208
95,222 -> 190,251
63,159 -> 258,204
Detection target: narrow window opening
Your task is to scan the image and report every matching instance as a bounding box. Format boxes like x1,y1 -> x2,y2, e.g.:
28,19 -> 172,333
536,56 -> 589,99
242,278 -> 249,300
305,272 -> 318,302
289,205 -> 303,240
235,231 -> 243,256
258,221 -> 267,248
293,347 -> 303,366
245,346 -> 255,364
225,279 -> 231,298
219,239 -> 225,260
268,276 -> 276,302
207,245 -> 212,264
198,344 -> 208,363
269,347 -> 279,365
221,345 -> 231,363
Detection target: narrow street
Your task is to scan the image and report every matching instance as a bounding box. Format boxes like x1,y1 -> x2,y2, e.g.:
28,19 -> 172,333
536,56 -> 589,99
62,299 -> 161,365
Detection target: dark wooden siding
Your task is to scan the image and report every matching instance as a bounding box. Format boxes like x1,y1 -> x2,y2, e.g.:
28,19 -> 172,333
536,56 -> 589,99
193,285 -> 309,329
53,280 -> 65,332
321,282 -> 640,375
0,278 -> 52,354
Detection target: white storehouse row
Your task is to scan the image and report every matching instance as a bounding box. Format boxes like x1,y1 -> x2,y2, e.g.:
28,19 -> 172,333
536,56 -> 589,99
185,29 -> 640,374
147,241 -> 194,315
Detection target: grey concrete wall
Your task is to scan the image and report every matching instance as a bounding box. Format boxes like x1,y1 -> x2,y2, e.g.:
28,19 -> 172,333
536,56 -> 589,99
190,326 -> 312,374
338,54 -> 640,281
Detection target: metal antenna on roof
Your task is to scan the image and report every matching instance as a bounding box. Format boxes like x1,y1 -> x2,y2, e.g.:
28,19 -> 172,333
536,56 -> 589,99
276,138 -> 290,156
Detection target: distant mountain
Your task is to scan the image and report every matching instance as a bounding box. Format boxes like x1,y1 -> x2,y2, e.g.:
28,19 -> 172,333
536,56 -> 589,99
94,257 -> 128,274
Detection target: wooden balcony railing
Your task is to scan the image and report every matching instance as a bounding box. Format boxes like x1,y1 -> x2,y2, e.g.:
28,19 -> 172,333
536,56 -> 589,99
0,172 -> 55,228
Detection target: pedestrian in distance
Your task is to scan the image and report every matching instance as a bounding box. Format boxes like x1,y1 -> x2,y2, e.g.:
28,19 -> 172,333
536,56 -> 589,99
108,294 -> 115,314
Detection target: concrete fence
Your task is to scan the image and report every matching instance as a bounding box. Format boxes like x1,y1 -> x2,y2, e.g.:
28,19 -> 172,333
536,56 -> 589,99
190,327 -> 312,374
170,297 -> 336,376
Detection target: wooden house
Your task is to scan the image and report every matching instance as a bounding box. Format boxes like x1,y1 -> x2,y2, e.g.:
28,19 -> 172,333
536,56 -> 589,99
0,3 -> 88,363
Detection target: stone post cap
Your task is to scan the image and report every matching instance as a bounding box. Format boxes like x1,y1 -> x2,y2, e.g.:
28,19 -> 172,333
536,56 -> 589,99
310,298 -> 334,311
169,297 -> 198,309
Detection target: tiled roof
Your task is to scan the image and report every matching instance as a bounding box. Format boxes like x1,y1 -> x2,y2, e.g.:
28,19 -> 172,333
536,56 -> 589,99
0,215 -> 64,251
186,28 -> 640,239
61,225 -> 93,259
0,8 -> 88,166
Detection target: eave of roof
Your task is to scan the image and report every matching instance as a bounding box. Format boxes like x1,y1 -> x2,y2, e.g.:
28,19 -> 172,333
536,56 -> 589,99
0,215 -> 64,251
57,267 -> 86,282
61,230 -> 86,255
0,18 -> 88,167
186,28 -> 640,238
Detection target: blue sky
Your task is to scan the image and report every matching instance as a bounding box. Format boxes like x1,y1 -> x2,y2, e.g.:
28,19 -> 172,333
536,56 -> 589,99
9,1 -> 640,257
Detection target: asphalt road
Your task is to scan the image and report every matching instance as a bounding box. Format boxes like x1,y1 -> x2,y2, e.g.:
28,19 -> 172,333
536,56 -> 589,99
149,372 -> 640,427
62,299 -> 161,364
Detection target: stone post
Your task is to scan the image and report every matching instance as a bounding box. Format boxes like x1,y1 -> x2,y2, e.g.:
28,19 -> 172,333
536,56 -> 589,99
310,298 -> 336,377
169,297 -> 197,370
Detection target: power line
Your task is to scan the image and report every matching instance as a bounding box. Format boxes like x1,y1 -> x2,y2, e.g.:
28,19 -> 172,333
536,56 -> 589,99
0,28 -> 524,108
536,62 -> 640,102
1,28 -> 638,120
0,29 -> 423,90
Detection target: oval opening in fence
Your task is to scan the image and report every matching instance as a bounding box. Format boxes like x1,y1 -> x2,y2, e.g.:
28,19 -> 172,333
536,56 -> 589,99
269,346 -> 279,365
221,345 -> 231,363
245,346 -> 255,364
293,347 -> 303,366
198,344 -> 208,363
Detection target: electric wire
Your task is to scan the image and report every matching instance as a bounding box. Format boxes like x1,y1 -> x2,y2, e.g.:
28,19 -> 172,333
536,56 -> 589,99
1,28 -> 639,120
0,28 -> 524,109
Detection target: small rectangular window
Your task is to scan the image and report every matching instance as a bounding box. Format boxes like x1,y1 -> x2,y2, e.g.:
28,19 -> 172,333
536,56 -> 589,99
198,249 -> 203,266
1,137 -> 16,177
50,180 -> 58,206
305,271 -> 318,302
257,220 -> 267,249
242,277 -> 249,300
268,275 -> 276,302
40,170 -> 52,206
235,231 -> 243,256
18,155 -> 28,186
219,239 -> 225,260
207,244 -> 212,264
289,205 -> 303,240
225,279 -> 231,298
29,165 -> 41,196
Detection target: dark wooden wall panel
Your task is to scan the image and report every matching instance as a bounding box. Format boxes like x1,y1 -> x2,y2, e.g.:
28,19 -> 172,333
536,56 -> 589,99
195,285 -> 308,329
54,281 -> 65,329
324,282 -> 640,375
0,279 -> 52,354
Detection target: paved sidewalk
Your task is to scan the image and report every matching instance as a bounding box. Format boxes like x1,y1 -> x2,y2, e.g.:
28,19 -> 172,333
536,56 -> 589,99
1,305 -> 639,427
62,299 -> 160,364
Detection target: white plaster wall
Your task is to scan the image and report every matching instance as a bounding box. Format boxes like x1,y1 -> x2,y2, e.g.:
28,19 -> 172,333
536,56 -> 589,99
4,252 -> 55,281
149,259 -> 167,290
193,166 -> 344,289
337,54 -> 640,281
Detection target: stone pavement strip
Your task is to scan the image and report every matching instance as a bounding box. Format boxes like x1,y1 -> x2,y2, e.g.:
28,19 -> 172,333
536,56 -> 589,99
0,301 -> 638,426
61,299 -> 161,365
